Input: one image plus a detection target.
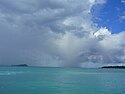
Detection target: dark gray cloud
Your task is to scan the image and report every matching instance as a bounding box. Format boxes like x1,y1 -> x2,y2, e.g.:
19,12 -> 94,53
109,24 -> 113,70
0,0 -> 125,67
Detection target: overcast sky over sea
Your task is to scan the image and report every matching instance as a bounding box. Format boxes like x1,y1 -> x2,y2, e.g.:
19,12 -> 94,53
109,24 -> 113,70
0,0 -> 125,67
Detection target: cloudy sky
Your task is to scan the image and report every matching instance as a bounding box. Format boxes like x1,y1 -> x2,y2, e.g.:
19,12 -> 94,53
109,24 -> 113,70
0,0 -> 125,67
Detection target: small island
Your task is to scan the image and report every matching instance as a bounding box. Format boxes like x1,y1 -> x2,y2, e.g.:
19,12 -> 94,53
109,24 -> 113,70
11,64 -> 28,67
101,66 -> 125,69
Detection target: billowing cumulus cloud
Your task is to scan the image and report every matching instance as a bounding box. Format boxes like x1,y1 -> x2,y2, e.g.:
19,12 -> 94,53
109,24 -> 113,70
0,0 -> 125,67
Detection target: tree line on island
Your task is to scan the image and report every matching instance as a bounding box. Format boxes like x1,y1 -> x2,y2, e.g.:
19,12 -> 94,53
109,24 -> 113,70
101,65 -> 125,69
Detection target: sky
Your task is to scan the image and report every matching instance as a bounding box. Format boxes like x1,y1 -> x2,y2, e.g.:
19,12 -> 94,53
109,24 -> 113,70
0,0 -> 125,68
92,0 -> 125,34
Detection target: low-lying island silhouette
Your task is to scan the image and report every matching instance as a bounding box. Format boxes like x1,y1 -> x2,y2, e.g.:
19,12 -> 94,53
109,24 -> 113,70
101,66 -> 125,69
11,64 -> 28,67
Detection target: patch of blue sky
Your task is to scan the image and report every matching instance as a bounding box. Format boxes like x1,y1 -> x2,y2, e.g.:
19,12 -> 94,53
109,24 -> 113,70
92,0 -> 125,34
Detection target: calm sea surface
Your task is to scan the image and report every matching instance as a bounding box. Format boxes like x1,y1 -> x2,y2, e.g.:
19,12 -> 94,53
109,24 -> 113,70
0,67 -> 125,94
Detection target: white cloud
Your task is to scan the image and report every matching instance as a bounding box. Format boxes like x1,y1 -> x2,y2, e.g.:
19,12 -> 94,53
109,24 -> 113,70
94,27 -> 111,40
121,0 -> 125,3
94,27 -> 111,37
120,15 -> 125,20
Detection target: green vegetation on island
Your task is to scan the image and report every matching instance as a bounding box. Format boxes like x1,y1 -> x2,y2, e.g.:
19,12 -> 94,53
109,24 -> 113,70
101,66 -> 125,69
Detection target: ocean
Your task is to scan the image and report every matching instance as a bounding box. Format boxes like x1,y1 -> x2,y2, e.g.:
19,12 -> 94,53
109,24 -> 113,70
0,67 -> 125,94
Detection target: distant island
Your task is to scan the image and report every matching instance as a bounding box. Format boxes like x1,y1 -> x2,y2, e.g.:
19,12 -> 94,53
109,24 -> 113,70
11,64 -> 28,67
101,66 -> 125,69
0,64 -> 28,67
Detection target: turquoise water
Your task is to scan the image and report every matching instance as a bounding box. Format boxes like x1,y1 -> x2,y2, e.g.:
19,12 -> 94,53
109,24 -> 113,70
0,67 -> 125,94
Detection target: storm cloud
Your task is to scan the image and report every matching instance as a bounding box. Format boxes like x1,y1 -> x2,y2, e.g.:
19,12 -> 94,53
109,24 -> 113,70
0,0 -> 125,67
